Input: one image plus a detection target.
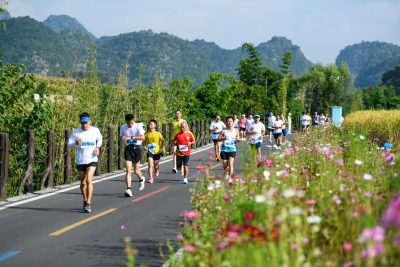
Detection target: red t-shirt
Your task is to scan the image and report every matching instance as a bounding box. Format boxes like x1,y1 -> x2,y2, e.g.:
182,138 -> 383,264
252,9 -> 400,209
173,132 -> 195,156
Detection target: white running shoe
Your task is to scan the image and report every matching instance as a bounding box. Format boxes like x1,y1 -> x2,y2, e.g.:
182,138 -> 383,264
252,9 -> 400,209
273,144 -> 278,149
124,188 -> 133,197
139,178 -> 145,191
183,178 -> 188,184
172,168 -> 177,173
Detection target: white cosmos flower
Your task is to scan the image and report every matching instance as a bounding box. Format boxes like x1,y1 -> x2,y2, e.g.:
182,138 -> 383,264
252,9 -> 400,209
207,184 -> 215,191
283,189 -> 296,198
255,195 -> 266,203
263,170 -> 270,180
359,135 -> 365,140
307,215 -> 322,224
290,207 -> 303,215
355,159 -> 363,165
214,180 -> 221,185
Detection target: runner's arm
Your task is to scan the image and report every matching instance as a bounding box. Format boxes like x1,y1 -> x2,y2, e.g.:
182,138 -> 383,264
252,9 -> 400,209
236,129 -> 241,143
217,130 -> 225,142
67,132 -> 77,147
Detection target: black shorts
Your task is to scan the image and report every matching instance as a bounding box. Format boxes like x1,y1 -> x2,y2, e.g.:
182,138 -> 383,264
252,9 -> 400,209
177,155 -> 190,168
273,133 -> 282,139
124,146 -> 142,164
220,151 -> 236,160
147,153 -> 161,161
268,128 -> 274,133
76,162 -> 97,172
212,139 -> 220,143
240,127 -> 246,131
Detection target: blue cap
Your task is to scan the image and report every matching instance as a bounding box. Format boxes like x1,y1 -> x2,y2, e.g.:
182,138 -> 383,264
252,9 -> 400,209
254,114 -> 260,118
384,142 -> 392,149
268,112 -> 273,116
79,116 -> 91,123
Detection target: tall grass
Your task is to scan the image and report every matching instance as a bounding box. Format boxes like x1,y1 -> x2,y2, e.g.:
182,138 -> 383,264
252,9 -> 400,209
344,110 -> 400,148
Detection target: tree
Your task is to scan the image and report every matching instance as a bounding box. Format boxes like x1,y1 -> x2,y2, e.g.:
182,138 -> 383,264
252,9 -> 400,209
237,43 -> 265,86
279,51 -> 293,76
382,66 -> 400,97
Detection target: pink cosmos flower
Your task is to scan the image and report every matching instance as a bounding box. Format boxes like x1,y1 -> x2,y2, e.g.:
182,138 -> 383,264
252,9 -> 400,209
196,165 -> 204,170
363,173 -> 373,181
336,159 -> 344,165
185,245 -> 196,253
332,195 -> 341,205
361,243 -> 385,258
291,244 -> 298,250
180,210 -> 201,220
244,211 -> 256,221
343,243 -> 353,251
343,262 -> 354,267
305,199 -> 317,205
121,225 -> 126,230
223,194 -> 231,201
176,234 -> 183,240
364,192 -> 373,198
208,151 -> 213,155
359,226 -> 385,243
381,194 -> 400,228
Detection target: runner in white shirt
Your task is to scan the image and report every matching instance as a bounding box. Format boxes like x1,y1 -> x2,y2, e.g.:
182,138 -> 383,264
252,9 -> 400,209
318,112 -> 326,126
273,114 -> 283,148
67,112 -> 102,213
247,114 -> 265,159
306,113 -> 312,133
209,114 -> 226,161
280,113 -> 288,144
120,114 -> 146,197
267,112 -> 276,144
233,113 -> 239,131
245,114 -> 254,142
300,112 -> 310,134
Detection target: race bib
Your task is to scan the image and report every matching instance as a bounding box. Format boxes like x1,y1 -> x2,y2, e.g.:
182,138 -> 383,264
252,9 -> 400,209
179,144 -> 188,152
126,139 -> 137,145
80,140 -> 95,149
224,141 -> 235,147
251,136 -> 261,143
240,124 -> 245,128
147,143 -> 157,153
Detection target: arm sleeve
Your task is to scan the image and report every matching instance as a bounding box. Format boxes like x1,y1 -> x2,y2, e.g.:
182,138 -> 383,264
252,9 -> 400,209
67,131 -> 76,147
96,129 -> 103,148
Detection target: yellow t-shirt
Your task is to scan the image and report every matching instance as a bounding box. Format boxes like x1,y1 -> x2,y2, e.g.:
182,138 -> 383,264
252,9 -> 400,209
144,130 -> 164,155
172,119 -> 186,140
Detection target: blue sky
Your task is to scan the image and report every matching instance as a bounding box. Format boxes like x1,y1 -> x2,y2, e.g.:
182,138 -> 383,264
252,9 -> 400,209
6,0 -> 400,64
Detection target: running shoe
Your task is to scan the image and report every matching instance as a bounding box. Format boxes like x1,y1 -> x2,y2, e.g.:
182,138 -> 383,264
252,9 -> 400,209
125,188 -> 133,197
216,155 -> 220,162
83,202 -> 92,213
139,178 -> 145,191
148,177 -> 154,183
172,168 -> 177,173
183,178 -> 188,184
155,169 -> 159,177
269,140 -> 272,143
273,145 -> 278,149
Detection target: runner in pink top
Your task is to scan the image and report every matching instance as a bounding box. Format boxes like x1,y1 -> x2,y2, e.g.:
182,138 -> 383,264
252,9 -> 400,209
239,114 -> 247,140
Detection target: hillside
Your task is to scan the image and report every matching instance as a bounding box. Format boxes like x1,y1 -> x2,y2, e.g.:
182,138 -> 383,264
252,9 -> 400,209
96,30 -> 220,84
0,16 -> 74,76
43,15 -> 96,40
0,9 -> 11,20
336,41 -> 400,87
192,36 -> 313,76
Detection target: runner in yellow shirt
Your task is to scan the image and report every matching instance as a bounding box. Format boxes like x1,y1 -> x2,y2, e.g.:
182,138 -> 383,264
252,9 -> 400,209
144,120 -> 166,183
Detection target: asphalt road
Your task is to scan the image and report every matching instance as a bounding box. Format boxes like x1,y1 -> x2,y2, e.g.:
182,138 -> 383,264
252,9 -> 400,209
0,135 -> 292,267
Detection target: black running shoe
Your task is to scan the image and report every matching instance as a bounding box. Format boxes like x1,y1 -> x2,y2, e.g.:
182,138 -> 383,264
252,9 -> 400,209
83,202 -> 92,213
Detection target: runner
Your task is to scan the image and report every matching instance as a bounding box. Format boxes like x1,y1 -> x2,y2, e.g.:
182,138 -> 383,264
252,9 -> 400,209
171,110 -> 186,174
217,116 -> 241,183
209,114 -> 226,161
239,114 -> 247,140
267,112 -> 276,143
120,114 -> 146,197
287,112 -> 292,134
313,112 -> 319,127
143,120 -> 166,184
300,112 -> 310,134
306,112 -> 312,133
273,114 -> 283,148
173,121 -> 195,184
318,112 -> 326,126
280,113 -> 288,144
245,114 -> 254,142
67,112 -> 102,213
233,113 -> 239,132
247,114 -> 265,159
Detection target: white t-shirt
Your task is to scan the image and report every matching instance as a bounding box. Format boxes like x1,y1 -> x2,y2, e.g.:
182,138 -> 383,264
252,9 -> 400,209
67,126 -> 103,165
301,115 -> 311,126
273,120 -> 283,134
248,122 -> 265,144
119,123 -> 146,146
209,120 -> 226,140
246,119 -> 254,129
268,116 -> 276,129
319,115 -> 326,125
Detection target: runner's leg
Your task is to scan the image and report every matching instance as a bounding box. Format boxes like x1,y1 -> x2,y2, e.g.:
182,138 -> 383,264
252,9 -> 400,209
85,166 -> 96,205
133,162 -> 143,181
79,171 -> 87,202
148,156 -> 154,179
228,157 -> 234,178
125,161 -> 132,188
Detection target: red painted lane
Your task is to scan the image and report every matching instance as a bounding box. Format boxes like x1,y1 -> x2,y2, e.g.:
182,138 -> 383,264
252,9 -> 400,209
132,186 -> 169,203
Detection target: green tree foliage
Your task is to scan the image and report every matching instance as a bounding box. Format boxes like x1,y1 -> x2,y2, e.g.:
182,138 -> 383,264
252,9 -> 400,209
382,65 -> 400,96
361,86 -> 400,110
279,51 -> 293,76
237,43 -> 265,86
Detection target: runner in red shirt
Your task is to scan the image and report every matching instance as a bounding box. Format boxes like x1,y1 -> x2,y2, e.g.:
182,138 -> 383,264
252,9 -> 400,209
173,121 -> 195,184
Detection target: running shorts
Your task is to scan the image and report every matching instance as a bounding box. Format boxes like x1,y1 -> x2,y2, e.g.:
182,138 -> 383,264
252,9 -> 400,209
177,155 -> 190,168
76,162 -> 97,172
147,153 -> 162,161
273,133 -> 282,139
282,129 -> 288,136
268,128 -> 274,134
124,145 -> 142,164
220,151 -> 236,160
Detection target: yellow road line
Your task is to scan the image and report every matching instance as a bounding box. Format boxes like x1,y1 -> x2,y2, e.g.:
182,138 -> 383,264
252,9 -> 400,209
50,208 -> 117,236
210,164 -> 221,169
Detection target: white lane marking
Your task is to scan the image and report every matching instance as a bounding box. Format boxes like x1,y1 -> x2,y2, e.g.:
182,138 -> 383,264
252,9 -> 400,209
0,145 -> 213,211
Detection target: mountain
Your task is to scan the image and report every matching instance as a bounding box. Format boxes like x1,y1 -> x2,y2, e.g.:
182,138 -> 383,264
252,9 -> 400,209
192,36 -> 313,76
0,10 -> 11,20
336,41 -> 400,87
43,15 -> 96,40
0,16 -> 74,76
96,30 -> 220,84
